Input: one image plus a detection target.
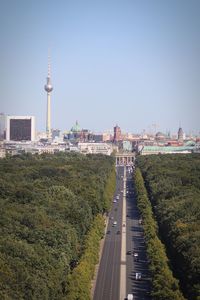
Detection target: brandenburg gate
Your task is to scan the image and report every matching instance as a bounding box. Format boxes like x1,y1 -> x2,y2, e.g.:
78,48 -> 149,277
115,152 -> 135,166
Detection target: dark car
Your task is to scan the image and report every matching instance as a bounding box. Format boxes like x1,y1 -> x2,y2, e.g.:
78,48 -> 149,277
107,230 -> 111,234
127,250 -> 132,255
117,230 -> 120,234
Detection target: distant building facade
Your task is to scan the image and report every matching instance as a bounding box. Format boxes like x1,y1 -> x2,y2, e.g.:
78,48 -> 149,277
78,142 -> 113,155
0,141 -> 6,158
0,113 -> 6,140
52,129 -> 61,140
6,116 -> 35,141
122,140 -> 132,151
113,125 -> 121,142
178,127 -> 184,142
138,144 -> 196,155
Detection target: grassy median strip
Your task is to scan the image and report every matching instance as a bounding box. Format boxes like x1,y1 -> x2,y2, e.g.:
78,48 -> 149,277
134,168 -> 185,300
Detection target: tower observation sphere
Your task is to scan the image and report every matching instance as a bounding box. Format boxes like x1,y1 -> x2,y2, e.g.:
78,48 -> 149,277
44,55 -> 53,139
44,76 -> 53,93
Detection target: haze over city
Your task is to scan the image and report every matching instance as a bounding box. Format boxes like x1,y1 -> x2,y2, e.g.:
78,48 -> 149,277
0,0 -> 200,134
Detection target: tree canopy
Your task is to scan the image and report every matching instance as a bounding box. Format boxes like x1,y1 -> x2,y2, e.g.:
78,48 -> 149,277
0,152 -> 116,299
137,154 -> 200,300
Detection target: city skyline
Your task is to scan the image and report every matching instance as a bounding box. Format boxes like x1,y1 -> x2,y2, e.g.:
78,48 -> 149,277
0,0 -> 200,134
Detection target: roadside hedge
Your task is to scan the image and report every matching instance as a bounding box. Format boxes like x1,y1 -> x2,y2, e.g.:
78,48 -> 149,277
134,168 -> 185,300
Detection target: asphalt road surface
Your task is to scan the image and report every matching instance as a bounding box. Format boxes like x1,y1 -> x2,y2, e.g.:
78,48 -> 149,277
93,165 -> 151,300
126,167 -> 151,300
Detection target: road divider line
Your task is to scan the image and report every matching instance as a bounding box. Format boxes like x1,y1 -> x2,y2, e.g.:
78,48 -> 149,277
119,166 -> 126,300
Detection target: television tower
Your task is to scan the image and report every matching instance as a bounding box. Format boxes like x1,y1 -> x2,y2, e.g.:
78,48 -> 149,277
44,54 -> 53,139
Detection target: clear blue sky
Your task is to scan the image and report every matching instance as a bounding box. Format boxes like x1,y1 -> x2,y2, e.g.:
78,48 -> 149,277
0,0 -> 199,134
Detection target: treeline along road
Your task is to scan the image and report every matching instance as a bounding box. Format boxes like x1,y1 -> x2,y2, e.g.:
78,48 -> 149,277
0,152 -> 115,300
137,154 -> 200,300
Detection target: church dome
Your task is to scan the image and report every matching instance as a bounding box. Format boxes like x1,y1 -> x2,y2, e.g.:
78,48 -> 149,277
155,132 -> 166,140
71,121 -> 81,133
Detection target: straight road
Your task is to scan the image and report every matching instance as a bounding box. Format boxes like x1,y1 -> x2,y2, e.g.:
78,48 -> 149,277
93,166 -> 124,300
126,167 -> 151,299
93,165 -> 151,300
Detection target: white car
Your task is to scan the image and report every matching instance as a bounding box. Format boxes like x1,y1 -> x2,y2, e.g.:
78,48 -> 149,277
135,272 -> 142,280
127,294 -> 133,300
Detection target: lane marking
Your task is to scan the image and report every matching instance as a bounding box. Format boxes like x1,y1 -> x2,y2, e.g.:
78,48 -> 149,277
119,166 -> 126,300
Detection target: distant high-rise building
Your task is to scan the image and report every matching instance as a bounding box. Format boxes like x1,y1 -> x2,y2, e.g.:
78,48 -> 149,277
6,116 -> 35,141
0,113 -> 6,140
178,127 -> 184,142
44,54 -> 53,139
113,124 -> 121,142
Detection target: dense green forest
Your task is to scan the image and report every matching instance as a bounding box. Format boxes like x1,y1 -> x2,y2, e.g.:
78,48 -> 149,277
135,168 -> 185,300
0,152 -> 116,299
137,154 -> 200,300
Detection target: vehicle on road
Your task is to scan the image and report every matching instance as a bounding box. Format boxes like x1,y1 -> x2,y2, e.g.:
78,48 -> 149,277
107,230 -> 110,234
112,221 -> 117,226
116,195 -> 119,200
135,272 -> 142,280
133,252 -> 139,261
139,218 -> 143,225
127,294 -> 133,300
127,250 -> 132,255
117,230 -> 120,234
113,199 -> 117,203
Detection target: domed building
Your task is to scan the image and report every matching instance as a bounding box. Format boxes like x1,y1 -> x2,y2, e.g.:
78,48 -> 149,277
155,131 -> 166,141
64,121 -> 82,141
71,120 -> 81,133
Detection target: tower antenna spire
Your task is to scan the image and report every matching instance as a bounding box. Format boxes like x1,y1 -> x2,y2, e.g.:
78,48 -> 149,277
44,50 -> 53,139
48,49 -> 51,78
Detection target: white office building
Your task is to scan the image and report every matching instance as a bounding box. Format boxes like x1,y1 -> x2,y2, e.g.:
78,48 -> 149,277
78,142 -> 113,155
6,116 -> 35,142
